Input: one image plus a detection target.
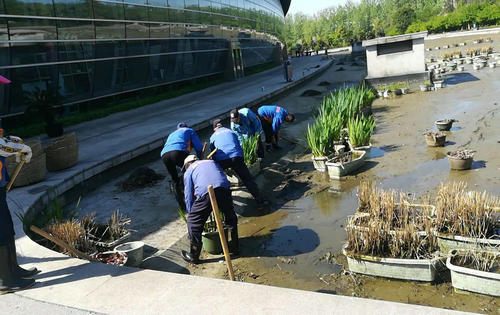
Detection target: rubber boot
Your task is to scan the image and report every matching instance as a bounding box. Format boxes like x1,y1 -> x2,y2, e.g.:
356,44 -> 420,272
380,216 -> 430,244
0,245 -> 35,293
9,239 -> 39,278
229,228 -> 239,256
181,242 -> 202,264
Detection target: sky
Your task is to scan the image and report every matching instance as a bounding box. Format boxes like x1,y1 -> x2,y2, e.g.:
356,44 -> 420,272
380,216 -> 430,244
287,0 -> 348,16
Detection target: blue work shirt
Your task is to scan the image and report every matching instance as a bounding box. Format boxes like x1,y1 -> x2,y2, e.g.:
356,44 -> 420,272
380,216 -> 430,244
161,127 -> 203,157
230,108 -> 263,143
183,160 -> 230,212
209,127 -> 243,161
0,156 -> 10,188
257,105 -> 289,135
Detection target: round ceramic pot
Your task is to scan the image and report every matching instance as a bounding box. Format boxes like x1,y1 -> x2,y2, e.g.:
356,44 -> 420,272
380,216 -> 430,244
447,156 -> 473,170
435,120 -> 454,131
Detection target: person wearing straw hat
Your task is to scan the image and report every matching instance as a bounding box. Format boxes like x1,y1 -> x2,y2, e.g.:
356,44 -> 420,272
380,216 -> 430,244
161,122 -> 203,210
181,155 -> 238,263
0,76 -> 39,293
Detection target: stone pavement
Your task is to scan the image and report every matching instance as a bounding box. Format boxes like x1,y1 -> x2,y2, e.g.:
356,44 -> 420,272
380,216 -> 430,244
2,55 -> 469,314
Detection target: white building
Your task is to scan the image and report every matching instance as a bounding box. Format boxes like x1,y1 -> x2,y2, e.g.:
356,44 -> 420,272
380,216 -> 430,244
362,31 -> 428,82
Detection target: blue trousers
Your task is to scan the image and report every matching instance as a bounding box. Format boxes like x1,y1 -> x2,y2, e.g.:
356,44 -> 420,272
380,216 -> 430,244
187,187 -> 237,245
0,187 -> 14,245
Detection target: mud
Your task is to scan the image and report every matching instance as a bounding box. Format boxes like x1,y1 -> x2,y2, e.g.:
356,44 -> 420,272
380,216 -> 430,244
70,37 -> 500,314
300,89 -> 322,97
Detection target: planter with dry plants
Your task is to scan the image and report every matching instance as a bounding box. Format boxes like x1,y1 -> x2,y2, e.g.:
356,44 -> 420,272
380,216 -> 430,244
434,182 -> 500,252
447,149 -> 474,170
446,249 -> 500,297
424,131 -> 446,147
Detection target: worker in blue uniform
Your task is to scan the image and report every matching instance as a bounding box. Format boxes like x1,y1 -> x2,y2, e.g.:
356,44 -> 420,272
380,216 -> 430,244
257,105 -> 295,152
229,108 -> 264,158
181,156 -> 238,263
209,119 -> 262,203
161,123 -> 203,209
0,123 -> 39,293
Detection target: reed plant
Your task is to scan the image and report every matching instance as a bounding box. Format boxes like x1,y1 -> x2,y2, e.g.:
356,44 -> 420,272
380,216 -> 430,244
241,134 -> 259,166
306,110 -> 343,156
435,182 -> 499,239
45,220 -> 93,255
453,250 -> 499,272
347,116 -> 375,148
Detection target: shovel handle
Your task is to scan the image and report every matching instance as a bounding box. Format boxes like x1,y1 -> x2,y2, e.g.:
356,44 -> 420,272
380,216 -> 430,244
7,159 -> 25,192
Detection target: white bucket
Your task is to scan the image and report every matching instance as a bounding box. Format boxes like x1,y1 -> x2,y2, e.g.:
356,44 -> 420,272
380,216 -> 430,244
114,241 -> 144,267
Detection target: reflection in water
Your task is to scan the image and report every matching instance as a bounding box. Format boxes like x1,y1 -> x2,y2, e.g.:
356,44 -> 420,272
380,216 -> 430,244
368,147 -> 386,158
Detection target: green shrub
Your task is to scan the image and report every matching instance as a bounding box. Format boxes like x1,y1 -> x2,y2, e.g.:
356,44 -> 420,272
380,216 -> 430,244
306,111 -> 343,157
348,116 -> 376,148
241,134 -> 259,166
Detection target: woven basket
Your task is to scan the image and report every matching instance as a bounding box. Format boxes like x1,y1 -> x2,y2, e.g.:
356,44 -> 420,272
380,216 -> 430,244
6,138 -> 47,187
46,140 -> 79,172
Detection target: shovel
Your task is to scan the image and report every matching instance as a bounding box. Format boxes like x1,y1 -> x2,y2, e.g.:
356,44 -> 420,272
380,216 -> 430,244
7,155 -> 26,192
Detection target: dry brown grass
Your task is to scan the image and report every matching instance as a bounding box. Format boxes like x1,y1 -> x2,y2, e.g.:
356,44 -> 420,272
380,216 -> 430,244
435,182 -> 499,238
45,220 -> 93,256
453,250 -> 499,272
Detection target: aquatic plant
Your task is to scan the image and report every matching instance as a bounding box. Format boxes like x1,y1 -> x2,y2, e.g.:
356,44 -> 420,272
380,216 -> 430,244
241,134 -> 259,166
45,220 -> 94,255
306,110 -> 343,156
435,182 -> 499,239
347,116 -> 375,148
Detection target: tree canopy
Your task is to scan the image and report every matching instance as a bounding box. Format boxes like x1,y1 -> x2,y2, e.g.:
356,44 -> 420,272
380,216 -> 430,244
283,0 -> 500,50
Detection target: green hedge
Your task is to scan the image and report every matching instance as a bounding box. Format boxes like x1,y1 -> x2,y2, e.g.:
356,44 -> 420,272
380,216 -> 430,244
406,3 -> 500,34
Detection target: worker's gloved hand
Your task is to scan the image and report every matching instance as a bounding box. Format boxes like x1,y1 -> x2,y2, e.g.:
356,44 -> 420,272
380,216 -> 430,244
17,144 -> 32,163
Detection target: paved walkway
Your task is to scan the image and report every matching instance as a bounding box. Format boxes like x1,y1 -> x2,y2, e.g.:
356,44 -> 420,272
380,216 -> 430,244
2,55 -> 468,314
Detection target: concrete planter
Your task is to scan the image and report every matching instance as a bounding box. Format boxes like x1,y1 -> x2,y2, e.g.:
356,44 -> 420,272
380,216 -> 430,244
325,150 -> 366,179
435,231 -> 500,253
343,247 -> 442,282
311,155 -> 328,172
473,64 -> 481,70
465,58 -> 473,64
457,65 -> 465,72
353,143 -> 372,155
447,250 -> 500,297
489,62 -> 496,68
435,119 -> 455,131
433,80 -> 444,89
420,85 -> 429,92
425,133 -> 446,147
447,155 -> 473,170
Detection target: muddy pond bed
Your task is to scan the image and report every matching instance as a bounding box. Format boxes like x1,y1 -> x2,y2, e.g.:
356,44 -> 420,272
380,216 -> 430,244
58,40 -> 500,314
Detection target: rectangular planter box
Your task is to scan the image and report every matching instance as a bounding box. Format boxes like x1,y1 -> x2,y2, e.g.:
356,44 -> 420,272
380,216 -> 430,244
447,253 -> 500,296
326,150 -> 366,179
311,155 -> 328,172
435,232 -> 500,253
343,247 -> 442,282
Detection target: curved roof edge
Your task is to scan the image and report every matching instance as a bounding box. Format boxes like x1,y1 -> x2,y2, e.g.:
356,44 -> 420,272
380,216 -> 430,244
280,0 -> 291,16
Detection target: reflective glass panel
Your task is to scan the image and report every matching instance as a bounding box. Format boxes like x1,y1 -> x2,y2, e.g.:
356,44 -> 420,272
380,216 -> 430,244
53,0 -> 93,18
126,22 -> 149,38
8,18 -> 57,41
149,23 -> 169,38
57,20 -> 95,40
95,22 -> 126,39
57,42 -> 94,61
4,0 -> 54,16
93,2 -> 124,20
168,0 -> 184,9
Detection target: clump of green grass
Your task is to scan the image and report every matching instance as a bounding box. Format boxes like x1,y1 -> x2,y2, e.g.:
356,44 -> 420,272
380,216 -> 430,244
241,134 -> 259,166
347,116 -> 375,148
306,110 -> 343,157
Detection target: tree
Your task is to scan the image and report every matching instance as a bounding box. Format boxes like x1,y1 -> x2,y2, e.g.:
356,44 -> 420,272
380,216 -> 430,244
392,5 -> 417,33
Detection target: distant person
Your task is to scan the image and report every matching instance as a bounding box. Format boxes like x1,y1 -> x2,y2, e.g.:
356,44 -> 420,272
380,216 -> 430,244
161,123 -> 203,209
209,119 -> 263,204
257,105 -> 295,152
229,108 -> 264,158
181,156 -> 238,263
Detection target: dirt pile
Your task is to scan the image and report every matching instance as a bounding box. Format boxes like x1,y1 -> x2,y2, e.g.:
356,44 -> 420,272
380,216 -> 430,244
120,167 -> 165,191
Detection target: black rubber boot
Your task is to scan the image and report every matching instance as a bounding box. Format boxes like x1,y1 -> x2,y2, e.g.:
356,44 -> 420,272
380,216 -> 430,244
9,240 -> 39,278
229,228 -> 239,256
181,242 -> 202,264
0,244 -> 35,293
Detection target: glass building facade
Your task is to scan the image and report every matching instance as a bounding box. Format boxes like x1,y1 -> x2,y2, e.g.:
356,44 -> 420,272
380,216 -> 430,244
0,0 -> 289,116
